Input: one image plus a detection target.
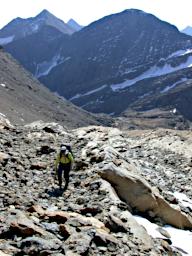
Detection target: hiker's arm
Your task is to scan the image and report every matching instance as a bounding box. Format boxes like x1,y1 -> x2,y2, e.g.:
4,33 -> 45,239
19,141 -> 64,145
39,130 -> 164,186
68,153 -> 74,169
54,154 -> 60,174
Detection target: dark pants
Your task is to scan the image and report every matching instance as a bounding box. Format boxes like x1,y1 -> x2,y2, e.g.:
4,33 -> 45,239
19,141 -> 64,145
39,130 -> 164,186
57,163 -> 71,190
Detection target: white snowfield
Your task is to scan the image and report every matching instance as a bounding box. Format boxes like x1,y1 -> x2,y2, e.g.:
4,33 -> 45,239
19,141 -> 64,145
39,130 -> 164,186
160,78 -> 188,93
134,213 -> 192,256
35,55 -> 70,78
167,48 -> 192,59
111,54 -> 192,91
69,85 -> 107,101
0,35 -> 15,45
0,112 -> 6,117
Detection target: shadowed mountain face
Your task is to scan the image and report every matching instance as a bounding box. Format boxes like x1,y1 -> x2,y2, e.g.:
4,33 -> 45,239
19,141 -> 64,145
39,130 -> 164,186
3,9 -> 192,120
0,48 -> 107,128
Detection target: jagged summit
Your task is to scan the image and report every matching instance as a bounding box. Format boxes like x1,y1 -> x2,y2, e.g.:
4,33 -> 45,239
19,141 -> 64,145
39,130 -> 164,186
182,26 -> 192,36
37,9 -> 53,17
0,9 -> 75,45
67,18 -> 83,31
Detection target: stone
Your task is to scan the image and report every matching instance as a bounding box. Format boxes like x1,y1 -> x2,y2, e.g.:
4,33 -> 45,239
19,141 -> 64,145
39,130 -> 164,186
45,211 -> 70,224
27,205 -> 45,216
0,152 -> 10,166
65,232 -> 92,255
10,218 -> 46,237
18,237 -> 62,255
93,228 -> 118,246
105,215 -> 127,233
99,162 -> 192,229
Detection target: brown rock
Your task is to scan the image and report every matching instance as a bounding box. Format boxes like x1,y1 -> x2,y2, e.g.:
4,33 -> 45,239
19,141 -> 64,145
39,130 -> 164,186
30,162 -> 47,170
45,211 -> 70,224
10,218 -> 46,237
68,212 -> 109,231
59,224 -> 71,239
27,205 -> 45,216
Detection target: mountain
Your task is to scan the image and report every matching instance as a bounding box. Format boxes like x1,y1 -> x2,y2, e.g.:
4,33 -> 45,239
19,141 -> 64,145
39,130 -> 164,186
0,47 -> 106,128
39,9 -> 192,117
67,18 -> 83,31
3,9 -> 192,122
182,26 -> 192,36
0,9 -> 75,46
4,25 -> 69,77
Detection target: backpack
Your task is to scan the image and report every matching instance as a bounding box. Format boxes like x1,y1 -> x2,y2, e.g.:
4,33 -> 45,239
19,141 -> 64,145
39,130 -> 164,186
60,144 -> 74,158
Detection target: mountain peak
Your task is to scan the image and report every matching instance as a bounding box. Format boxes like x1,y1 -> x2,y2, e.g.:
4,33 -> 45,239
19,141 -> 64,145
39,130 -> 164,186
37,9 -> 55,19
182,26 -> 192,36
67,19 -> 83,31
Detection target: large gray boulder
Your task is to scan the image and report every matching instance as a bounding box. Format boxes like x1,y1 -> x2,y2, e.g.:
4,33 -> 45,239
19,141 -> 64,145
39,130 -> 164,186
99,162 -> 192,229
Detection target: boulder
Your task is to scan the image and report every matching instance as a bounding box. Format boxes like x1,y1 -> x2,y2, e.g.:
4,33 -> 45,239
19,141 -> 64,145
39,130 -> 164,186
0,152 -> 10,166
99,163 -> 192,229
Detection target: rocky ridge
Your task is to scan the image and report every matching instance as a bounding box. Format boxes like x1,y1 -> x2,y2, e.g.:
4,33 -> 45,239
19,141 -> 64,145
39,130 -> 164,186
0,115 -> 192,255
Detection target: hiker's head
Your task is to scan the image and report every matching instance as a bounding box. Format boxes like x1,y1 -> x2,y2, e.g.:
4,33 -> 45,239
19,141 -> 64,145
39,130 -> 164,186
60,146 -> 67,155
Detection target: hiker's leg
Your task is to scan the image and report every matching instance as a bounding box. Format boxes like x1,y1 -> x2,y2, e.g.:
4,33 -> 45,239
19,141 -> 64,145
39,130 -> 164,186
57,164 -> 63,188
63,164 -> 71,190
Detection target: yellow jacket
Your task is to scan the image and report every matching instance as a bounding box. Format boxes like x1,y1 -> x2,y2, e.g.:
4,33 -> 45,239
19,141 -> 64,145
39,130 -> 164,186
55,152 -> 74,169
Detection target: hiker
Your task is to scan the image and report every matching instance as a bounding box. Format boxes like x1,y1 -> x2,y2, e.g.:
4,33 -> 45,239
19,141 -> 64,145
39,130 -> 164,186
54,145 -> 74,190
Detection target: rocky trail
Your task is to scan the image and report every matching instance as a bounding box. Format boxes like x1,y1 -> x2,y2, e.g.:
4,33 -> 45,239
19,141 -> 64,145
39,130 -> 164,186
0,116 -> 192,255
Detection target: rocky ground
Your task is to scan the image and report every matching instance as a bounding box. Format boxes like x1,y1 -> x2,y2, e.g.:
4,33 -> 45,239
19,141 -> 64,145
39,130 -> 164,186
0,116 -> 192,256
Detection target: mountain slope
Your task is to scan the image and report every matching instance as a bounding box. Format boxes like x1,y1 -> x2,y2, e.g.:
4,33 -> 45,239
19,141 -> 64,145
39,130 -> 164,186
0,9 -> 74,46
38,9 -> 192,115
5,25 -> 69,76
0,48 -> 105,128
3,9 -> 192,119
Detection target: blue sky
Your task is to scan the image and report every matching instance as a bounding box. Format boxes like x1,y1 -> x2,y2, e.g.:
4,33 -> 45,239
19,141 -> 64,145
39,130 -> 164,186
0,0 -> 192,30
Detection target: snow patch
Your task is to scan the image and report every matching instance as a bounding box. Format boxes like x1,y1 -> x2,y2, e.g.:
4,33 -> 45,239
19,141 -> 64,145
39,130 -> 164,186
69,85 -> 107,101
0,83 -> 6,87
168,48 -> 192,59
31,24 -> 39,32
134,216 -> 165,239
36,55 -> 70,78
0,35 -> 15,45
161,78 -> 188,93
165,226 -> 192,256
171,108 -> 177,114
134,215 -> 192,255
111,55 -> 192,91
0,112 -> 6,117
139,92 -> 152,99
